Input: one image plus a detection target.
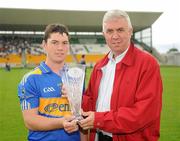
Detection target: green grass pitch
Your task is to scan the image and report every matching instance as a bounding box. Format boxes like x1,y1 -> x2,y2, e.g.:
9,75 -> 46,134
0,66 -> 180,141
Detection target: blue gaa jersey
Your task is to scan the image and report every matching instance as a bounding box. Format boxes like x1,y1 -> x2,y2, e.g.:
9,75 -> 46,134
18,62 -> 80,141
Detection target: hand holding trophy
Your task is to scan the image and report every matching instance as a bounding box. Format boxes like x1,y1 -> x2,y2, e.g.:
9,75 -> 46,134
61,64 -> 85,121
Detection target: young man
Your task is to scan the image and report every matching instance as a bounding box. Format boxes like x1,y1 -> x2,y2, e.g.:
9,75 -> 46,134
18,24 -> 80,141
79,10 -> 163,141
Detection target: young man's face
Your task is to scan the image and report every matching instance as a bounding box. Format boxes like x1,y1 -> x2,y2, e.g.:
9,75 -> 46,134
103,17 -> 132,57
43,32 -> 69,64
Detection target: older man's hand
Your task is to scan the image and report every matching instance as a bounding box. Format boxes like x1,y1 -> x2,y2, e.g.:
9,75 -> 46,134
78,111 -> 95,130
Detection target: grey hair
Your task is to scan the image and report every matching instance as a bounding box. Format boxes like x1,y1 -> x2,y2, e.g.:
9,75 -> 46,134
102,10 -> 132,32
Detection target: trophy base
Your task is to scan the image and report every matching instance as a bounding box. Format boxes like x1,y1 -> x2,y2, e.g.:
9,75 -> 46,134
75,115 -> 84,121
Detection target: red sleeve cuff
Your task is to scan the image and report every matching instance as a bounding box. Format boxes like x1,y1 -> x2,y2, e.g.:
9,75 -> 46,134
94,112 -> 106,129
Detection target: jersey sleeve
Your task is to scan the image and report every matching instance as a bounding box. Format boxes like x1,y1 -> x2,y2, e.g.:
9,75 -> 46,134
18,74 -> 39,110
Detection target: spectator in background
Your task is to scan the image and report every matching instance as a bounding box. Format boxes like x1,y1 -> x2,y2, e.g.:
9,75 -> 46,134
18,23 -> 85,141
5,62 -> 11,71
80,54 -> 86,65
80,54 -> 86,93
79,10 -> 163,141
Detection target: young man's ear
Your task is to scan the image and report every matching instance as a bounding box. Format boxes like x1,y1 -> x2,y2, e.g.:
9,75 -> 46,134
41,40 -> 45,48
41,40 -> 46,53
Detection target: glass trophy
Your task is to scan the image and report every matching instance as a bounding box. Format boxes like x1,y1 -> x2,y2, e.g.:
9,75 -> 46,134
61,64 -> 85,120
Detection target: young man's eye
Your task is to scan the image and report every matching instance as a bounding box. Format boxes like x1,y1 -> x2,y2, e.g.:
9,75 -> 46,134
52,42 -> 57,45
50,41 -> 59,46
63,41 -> 69,45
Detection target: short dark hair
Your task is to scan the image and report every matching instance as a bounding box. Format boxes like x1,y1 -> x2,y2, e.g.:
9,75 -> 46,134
43,23 -> 69,42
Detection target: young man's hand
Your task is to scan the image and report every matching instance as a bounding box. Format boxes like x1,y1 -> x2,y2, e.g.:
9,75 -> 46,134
61,84 -> 68,97
63,117 -> 79,133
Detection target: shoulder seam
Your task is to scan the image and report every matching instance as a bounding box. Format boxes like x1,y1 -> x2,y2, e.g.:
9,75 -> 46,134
20,68 -> 42,85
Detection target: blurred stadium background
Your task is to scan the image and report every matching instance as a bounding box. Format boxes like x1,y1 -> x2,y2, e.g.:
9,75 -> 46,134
0,8 -> 180,141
